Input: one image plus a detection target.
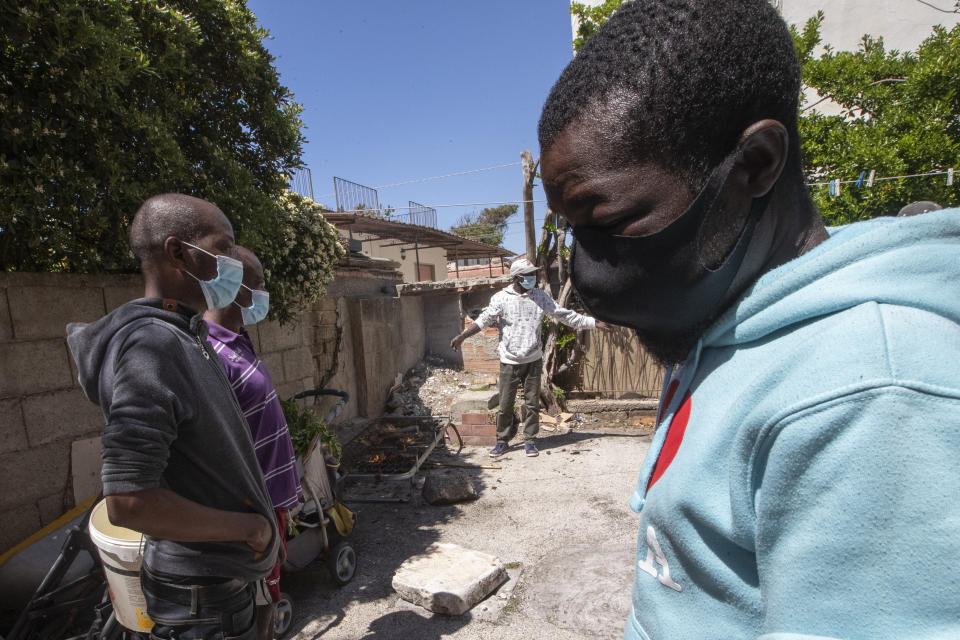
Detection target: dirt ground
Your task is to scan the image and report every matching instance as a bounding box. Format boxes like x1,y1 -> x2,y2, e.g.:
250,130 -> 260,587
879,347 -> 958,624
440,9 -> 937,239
281,424 -> 652,640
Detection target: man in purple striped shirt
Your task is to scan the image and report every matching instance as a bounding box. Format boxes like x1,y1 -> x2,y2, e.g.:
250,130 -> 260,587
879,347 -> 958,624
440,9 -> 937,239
205,246 -> 301,640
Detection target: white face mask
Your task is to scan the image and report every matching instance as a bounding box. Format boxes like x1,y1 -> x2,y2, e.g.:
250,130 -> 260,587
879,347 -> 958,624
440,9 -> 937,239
181,241 -> 243,309
233,285 -> 269,325
520,275 -> 537,290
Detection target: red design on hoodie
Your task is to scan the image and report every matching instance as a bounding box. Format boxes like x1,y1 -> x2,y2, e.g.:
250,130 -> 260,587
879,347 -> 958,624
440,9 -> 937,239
649,383 -> 692,490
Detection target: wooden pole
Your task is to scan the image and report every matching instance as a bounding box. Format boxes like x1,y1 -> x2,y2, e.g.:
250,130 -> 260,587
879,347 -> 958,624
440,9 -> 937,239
521,150 -> 539,263
414,234 -> 421,281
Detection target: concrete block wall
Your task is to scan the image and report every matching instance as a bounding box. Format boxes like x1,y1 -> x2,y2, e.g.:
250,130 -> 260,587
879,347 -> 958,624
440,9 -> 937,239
300,265 -> 410,422
422,291 -> 464,365
0,272 -> 142,554
0,262 -> 427,555
253,319 -> 315,404
306,295 -> 362,422
346,295 -> 426,418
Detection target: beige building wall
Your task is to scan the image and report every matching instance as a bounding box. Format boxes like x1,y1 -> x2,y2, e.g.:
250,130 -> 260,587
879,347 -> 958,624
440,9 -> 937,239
357,234 -> 448,283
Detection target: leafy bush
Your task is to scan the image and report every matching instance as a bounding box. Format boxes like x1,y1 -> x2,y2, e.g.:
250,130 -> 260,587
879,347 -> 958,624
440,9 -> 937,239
0,0 -> 343,322
541,316 -> 577,351
281,397 -> 342,461
258,192 -> 345,323
795,15 -> 960,222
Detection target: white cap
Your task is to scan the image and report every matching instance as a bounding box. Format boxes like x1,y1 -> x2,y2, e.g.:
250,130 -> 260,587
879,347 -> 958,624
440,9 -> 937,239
509,257 -> 538,277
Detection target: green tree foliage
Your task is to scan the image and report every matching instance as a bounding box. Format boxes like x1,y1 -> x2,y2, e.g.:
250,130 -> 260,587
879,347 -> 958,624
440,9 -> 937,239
794,14 -> 960,222
0,0 -> 342,320
571,4 -> 960,223
570,0 -> 627,52
450,204 -> 518,246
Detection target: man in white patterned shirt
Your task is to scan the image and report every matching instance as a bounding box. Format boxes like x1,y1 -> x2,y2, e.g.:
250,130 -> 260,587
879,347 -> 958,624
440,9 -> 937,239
451,257 -> 609,457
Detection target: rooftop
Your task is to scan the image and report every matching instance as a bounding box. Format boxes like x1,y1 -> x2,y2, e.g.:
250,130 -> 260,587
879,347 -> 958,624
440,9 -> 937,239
324,211 -> 514,261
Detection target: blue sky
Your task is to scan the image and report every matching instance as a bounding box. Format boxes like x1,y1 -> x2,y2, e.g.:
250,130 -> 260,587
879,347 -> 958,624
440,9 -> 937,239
245,0 -> 576,256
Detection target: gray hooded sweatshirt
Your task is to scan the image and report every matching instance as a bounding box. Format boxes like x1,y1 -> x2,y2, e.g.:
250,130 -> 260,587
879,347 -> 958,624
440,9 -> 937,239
67,298 -> 279,582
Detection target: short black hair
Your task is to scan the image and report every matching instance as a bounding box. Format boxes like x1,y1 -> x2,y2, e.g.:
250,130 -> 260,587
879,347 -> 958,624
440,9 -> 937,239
129,193 -> 212,263
539,0 -> 801,180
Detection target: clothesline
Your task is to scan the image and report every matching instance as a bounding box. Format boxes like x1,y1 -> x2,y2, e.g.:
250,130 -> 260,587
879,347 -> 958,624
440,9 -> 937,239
811,169 -> 955,196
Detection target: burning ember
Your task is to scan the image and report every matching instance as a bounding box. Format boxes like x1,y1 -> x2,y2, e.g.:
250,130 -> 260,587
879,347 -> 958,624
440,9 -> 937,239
346,417 -> 452,476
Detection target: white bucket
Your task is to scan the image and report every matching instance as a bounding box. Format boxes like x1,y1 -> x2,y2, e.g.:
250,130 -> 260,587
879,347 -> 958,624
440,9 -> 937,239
87,500 -> 154,632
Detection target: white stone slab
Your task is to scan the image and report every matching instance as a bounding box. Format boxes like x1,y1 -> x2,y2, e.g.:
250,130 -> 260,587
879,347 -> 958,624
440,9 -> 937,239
392,542 -> 507,615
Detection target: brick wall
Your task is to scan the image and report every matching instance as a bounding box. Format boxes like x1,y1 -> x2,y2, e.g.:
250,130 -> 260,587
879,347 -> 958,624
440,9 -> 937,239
446,262 -> 509,280
459,286 -> 502,376
460,316 -> 500,376
457,410 -> 497,446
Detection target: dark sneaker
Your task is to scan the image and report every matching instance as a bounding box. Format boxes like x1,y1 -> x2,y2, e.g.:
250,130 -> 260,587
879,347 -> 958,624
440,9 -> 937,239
489,442 -> 509,457
525,442 -> 539,457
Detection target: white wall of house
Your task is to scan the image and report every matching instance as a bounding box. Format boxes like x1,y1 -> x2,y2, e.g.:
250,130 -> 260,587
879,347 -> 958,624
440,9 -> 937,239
780,0 -> 958,53
783,0 -> 957,114
572,1 -> 958,49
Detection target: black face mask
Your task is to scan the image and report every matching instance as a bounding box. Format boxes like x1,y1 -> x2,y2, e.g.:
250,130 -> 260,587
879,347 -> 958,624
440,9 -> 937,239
569,148 -> 770,341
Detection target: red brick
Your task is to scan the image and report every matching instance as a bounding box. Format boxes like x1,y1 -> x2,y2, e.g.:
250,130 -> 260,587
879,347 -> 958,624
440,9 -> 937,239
461,412 -> 491,425
462,357 -> 499,375
456,423 -> 496,437
460,434 -> 497,447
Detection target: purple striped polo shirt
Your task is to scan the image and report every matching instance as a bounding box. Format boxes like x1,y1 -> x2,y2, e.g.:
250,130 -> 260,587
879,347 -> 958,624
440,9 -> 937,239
205,321 -> 302,510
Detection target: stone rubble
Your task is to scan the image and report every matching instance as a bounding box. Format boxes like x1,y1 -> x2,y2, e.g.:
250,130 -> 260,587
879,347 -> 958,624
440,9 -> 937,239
421,471 -> 479,505
385,355 -> 497,417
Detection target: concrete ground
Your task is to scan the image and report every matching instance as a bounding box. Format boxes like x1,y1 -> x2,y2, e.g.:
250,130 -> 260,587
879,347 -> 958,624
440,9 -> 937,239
282,426 -> 652,640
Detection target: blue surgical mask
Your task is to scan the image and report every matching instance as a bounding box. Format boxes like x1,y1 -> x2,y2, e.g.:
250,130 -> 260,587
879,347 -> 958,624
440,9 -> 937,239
520,275 -> 537,290
181,241 -> 243,310
234,285 -> 270,325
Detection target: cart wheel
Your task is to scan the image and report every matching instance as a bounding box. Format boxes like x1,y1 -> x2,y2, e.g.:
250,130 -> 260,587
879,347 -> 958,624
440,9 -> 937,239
275,593 -> 294,639
327,541 -> 357,585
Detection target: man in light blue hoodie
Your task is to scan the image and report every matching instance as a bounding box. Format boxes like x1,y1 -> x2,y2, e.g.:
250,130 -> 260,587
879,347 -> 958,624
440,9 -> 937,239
538,1 -> 960,639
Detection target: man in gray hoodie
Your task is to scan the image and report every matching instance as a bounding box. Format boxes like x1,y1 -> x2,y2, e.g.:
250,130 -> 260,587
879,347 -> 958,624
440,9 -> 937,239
68,194 -> 279,640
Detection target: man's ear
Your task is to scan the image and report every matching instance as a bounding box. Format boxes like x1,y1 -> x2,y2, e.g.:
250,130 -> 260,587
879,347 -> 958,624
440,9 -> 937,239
163,236 -> 188,270
732,119 -> 789,198
697,120 -> 789,270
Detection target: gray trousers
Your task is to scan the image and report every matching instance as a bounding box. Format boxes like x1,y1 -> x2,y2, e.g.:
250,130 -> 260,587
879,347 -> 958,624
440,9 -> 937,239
496,359 -> 542,443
